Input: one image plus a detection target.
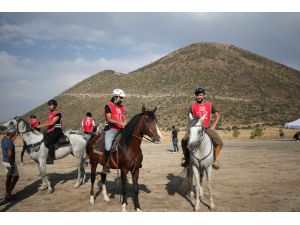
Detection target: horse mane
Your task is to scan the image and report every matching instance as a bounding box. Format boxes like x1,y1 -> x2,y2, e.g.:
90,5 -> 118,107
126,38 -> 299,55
122,113 -> 143,146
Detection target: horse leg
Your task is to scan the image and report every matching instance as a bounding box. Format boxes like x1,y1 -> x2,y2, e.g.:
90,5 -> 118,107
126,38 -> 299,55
81,161 -> 86,184
132,169 -> 142,211
199,170 -> 204,201
37,162 -> 47,191
74,156 -> 84,188
39,160 -> 53,193
192,165 -> 201,211
101,172 -> 109,202
205,166 -> 215,210
121,168 -> 129,212
89,162 -> 97,205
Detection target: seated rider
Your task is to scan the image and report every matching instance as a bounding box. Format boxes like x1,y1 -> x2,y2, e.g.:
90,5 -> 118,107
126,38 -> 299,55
181,87 -> 223,169
37,99 -> 63,165
103,89 -> 128,173
81,112 -> 96,134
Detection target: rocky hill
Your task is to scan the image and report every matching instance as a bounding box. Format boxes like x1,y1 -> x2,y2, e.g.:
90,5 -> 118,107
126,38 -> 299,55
24,42 -> 300,130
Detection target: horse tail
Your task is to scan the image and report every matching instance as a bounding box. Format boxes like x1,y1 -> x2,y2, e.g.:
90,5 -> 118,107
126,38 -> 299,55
181,163 -> 193,194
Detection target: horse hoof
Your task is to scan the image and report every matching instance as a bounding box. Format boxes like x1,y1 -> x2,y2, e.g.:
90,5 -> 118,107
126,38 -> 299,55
48,188 -> 54,194
136,208 -> 143,212
209,204 -> 216,211
90,196 -> 95,205
104,195 -> 110,202
39,185 -> 47,191
189,192 -> 195,199
194,205 -> 200,211
122,203 -> 127,212
74,183 -> 80,189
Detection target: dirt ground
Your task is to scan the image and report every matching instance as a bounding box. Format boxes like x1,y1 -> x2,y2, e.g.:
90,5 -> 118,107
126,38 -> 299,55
0,139 -> 300,212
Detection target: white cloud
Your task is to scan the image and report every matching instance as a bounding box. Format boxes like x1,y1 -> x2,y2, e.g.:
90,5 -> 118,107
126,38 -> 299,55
0,20 -> 109,44
0,50 -> 166,121
0,51 -> 26,78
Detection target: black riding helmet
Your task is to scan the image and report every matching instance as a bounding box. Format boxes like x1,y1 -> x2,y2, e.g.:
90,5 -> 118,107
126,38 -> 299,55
30,114 -> 36,118
195,87 -> 206,95
47,99 -> 58,106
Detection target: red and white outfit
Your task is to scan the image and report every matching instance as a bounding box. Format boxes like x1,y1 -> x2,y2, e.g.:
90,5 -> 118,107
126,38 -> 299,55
47,110 -> 62,132
105,102 -> 125,131
104,102 -> 125,152
82,117 -> 95,133
191,101 -> 212,128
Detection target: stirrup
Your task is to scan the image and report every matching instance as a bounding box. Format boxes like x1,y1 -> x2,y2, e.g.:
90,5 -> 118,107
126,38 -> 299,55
181,160 -> 189,167
102,163 -> 110,173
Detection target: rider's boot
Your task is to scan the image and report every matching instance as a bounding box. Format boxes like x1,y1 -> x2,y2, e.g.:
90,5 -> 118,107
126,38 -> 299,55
46,145 -> 55,165
212,145 -> 222,169
181,138 -> 190,167
102,150 -> 111,173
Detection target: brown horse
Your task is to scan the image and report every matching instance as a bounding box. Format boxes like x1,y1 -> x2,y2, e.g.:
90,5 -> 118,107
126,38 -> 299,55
87,105 -> 163,211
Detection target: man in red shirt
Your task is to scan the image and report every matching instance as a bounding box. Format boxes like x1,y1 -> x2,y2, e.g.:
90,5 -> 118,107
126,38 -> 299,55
102,89 -> 128,173
81,112 -> 96,134
181,87 -> 223,169
37,99 -> 63,164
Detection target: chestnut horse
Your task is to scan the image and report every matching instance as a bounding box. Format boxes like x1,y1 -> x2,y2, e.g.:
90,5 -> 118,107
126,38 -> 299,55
87,105 -> 163,211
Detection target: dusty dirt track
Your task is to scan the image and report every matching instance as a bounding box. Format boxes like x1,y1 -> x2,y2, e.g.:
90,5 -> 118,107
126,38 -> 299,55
1,140 -> 300,212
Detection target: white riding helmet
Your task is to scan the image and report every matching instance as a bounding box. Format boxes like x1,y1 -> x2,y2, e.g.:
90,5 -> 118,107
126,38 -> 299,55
111,89 -> 126,98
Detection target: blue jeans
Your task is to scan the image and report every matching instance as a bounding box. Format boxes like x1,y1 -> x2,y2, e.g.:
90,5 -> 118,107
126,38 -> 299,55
172,138 -> 179,152
105,130 -> 119,151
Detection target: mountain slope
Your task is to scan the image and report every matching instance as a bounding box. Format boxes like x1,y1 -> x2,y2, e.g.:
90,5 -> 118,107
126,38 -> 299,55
24,42 -> 300,130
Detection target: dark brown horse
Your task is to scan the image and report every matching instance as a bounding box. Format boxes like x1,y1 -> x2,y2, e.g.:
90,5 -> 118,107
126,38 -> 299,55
87,105 -> 163,211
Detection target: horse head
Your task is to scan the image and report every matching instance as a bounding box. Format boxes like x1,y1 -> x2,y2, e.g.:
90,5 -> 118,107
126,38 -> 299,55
141,105 -> 163,143
0,118 -> 18,133
188,115 -> 206,148
1,116 -> 36,134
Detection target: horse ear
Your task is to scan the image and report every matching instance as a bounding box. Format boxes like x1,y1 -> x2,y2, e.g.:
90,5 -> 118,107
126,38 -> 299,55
153,107 -> 157,114
142,104 -> 146,114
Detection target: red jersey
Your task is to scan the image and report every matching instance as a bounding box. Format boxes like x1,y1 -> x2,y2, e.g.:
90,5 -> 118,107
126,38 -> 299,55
82,117 -> 95,133
47,110 -> 62,132
104,102 -> 125,130
29,118 -> 39,128
191,101 -> 212,128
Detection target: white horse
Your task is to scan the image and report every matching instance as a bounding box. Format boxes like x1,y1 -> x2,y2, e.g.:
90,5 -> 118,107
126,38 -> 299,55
185,116 -> 215,211
0,117 -> 87,193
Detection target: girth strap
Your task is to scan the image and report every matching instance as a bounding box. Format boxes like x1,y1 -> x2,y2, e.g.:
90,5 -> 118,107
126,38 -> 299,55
25,140 -> 44,153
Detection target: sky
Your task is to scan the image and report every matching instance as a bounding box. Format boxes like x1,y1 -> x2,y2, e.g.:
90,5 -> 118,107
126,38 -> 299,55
1,12 -> 300,122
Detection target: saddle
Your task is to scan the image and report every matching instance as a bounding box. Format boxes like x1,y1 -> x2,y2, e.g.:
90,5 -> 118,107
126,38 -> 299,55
92,130 -> 122,154
52,133 -> 70,150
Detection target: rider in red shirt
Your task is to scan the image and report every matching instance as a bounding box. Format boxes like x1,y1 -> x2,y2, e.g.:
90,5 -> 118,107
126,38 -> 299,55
81,112 -> 96,134
102,89 -> 128,173
37,99 -> 63,164
181,87 -> 223,169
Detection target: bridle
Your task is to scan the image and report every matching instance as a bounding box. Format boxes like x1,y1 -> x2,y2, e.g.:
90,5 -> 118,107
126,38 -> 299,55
14,117 -> 44,153
15,117 -> 41,135
188,123 -> 205,151
188,122 -> 213,166
131,114 -> 160,143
